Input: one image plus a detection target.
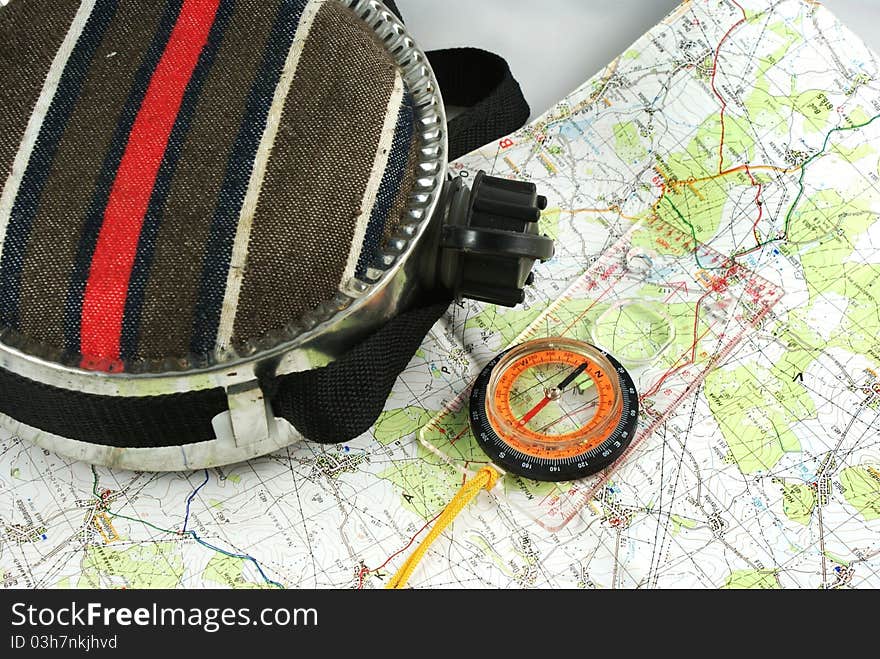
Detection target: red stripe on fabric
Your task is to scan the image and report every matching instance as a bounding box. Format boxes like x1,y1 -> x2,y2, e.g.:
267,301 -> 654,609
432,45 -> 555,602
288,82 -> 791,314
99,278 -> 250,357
80,0 -> 221,366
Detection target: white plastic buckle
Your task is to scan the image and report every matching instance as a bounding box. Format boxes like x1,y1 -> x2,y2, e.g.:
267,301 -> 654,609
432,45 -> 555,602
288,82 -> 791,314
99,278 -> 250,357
212,381 -> 276,447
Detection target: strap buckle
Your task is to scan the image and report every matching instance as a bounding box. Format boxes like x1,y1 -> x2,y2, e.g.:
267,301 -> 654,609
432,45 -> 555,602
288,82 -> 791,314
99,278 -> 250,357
212,381 -> 286,448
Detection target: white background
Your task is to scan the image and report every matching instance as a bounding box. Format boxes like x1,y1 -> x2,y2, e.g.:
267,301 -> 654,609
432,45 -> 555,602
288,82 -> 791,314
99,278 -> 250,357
398,0 -> 880,120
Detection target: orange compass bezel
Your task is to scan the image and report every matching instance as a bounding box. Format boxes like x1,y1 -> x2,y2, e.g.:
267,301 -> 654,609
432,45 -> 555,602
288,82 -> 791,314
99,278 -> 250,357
486,340 -> 625,461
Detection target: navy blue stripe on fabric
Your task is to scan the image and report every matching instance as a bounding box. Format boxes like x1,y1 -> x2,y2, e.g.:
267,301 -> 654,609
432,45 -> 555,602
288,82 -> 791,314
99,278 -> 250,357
62,0 -> 184,356
119,0 -> 235,361
190,0 -> 309,357
354,91 -> 415,279
0,0 -> 117,331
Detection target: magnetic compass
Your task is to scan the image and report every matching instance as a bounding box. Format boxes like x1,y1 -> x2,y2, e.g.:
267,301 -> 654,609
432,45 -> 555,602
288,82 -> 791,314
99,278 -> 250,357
469,337 -> 638,482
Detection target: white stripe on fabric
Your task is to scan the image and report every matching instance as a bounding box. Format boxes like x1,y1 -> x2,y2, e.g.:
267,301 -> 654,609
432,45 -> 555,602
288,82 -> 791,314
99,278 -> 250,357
215,0 -> 323,350
339,71 -> 405,287
0,0 -> 98,258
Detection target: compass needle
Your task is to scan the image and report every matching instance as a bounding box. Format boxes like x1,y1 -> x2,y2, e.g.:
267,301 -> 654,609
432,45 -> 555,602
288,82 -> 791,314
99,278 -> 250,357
470,338 -> 638,482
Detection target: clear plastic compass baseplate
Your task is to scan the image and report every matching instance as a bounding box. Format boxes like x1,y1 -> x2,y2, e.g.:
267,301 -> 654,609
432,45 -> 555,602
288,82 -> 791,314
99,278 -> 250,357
420,214 -> 783,532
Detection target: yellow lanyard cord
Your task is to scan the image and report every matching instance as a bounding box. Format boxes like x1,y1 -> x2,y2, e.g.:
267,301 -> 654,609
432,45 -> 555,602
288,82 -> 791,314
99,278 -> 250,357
385,465 -> 500,589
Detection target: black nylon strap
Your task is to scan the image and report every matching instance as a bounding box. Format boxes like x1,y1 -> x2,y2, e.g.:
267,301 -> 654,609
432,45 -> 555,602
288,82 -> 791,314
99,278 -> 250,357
427,48 -> 531,160
0,297 -> 451,450
271,297 -> 451,444
0,366 -> 226,448
384,2 -> 531,159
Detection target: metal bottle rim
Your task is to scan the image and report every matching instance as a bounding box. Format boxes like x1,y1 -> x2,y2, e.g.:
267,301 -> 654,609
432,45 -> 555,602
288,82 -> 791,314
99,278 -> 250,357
0,0 -> 448,397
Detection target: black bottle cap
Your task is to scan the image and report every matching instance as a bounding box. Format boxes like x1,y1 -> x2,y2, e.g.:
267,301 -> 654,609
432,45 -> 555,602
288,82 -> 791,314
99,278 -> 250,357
438,171 -> 554,307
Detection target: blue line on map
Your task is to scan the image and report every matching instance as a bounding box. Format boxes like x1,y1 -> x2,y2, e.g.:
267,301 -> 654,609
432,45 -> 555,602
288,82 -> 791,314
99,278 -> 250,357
180,469 -> 284,589
186,534 -> 284,589
183,469 -> 209,532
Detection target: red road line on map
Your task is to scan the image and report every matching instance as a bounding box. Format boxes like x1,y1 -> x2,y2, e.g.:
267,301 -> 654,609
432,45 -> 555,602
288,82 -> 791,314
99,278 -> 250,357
640,324 -> 714,400
711,0 -> 749,174
663,280 -> 691,304
726,165 -> 766,258
559,271 -> 621,337
691,289 -> 714,362
450,426 -> 470,444
640,286 -> 714,402
358,511 -> 444,589
743,165 -> 765,246
537,401 -> 598,434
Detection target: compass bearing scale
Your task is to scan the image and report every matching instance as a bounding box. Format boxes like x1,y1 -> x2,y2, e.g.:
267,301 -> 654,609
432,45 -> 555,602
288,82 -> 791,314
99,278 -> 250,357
469,337 -> 638,482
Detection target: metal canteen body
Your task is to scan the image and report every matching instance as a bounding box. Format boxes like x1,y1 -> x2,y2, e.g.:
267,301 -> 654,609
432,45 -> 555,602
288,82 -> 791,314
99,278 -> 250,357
0,0 -> 552,471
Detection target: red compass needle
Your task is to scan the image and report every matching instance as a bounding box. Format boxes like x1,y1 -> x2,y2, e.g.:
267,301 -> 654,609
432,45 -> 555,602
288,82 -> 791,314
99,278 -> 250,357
518,396 -> 551,426
517,361 -> 590,427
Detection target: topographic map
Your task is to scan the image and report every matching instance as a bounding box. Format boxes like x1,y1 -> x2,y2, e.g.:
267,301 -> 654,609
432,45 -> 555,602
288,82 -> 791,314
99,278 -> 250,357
2,0 -> 880,589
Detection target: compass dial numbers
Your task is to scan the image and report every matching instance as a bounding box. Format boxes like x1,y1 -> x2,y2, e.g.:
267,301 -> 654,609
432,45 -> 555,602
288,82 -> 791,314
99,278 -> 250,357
470,338 -> 639,482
